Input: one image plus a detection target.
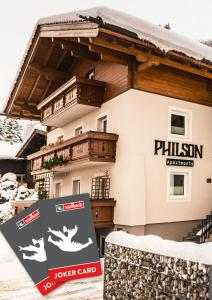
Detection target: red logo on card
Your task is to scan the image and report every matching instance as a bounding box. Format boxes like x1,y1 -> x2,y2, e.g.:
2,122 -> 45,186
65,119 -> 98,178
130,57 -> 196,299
56,201 -> 84,212
16,209 -> 40,229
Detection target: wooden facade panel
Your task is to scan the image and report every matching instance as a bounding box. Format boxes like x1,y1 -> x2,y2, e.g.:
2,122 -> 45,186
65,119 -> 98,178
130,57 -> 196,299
134,65 -> 212,106
70,58 -> 94,78
70,59 -> 130,101
95,61 -> 130,100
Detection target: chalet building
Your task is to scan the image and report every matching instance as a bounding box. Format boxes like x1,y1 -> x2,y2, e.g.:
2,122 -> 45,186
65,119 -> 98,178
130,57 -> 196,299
16,128 -> 47,188
3,7 -> 212,246
0,157 -> 29,185
0,128 -> 46,188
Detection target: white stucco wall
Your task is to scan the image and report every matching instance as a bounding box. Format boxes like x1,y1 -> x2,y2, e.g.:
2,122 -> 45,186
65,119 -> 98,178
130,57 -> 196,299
47,89 -> 212,226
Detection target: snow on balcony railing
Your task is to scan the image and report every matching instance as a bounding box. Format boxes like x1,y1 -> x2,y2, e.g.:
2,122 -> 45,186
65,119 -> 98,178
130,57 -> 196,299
104,231 -> 212,299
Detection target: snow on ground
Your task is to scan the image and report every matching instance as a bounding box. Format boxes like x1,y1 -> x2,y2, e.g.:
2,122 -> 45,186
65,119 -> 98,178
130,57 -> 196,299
106,231 -> 212,265
0,233 -> 103,300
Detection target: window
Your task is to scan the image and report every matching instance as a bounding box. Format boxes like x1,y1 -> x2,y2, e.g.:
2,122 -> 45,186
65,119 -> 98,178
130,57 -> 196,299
75,126 -> 83,136
55,182 -> 62,197
97,115 -> 107,132
86,68 -> 94,80
57,135 -> 64,143
169,107 -> 192,140
171,114 -> 185,135
168,170 -> 191,202
16,174 -> 26,183
73,179 -> 81,195
170,174 -> 184,196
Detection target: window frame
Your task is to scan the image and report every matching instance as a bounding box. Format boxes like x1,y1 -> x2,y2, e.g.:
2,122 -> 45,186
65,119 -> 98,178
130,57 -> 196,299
54,180 -> 63,198
167,169 -> 191,202
168,106 -> 192,141
96,113 -> 108,133
72,177 -> 81,195
16,173 -> 26,182
74,125 -> 83,136
57,135 -> 64,143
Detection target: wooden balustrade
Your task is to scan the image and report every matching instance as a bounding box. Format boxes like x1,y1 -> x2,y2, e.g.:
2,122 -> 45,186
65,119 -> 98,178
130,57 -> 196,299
38,76 -> 106,126
27,131 -> 118,173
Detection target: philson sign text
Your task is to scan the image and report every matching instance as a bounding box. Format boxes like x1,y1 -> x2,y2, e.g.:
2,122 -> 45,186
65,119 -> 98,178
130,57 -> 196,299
154,140 -> 203,158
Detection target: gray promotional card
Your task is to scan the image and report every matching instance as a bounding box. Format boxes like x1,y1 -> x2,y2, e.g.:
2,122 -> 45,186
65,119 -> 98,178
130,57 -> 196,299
0,202 -> 62,295
38,193 -> 102,282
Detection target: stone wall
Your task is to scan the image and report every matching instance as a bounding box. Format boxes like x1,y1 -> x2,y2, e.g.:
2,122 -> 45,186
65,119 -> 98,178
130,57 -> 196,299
104,242 -> 212,299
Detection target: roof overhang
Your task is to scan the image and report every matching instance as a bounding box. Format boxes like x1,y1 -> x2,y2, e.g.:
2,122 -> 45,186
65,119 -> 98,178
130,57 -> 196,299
16,129 -> 47,158
4,7 -> 212,120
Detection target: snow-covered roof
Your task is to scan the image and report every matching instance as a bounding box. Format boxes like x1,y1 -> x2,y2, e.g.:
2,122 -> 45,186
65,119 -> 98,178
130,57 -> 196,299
106,231 -> 212,265
0,155 -> 18,160
38,6 -> 212,62
16,123 -> 46,158
0,143 -> 23,160
3,6 -> 212,114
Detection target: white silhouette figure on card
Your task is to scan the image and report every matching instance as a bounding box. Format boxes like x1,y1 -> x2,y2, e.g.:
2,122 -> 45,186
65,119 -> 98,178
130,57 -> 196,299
19,238 -> 47,262
48,225 -> 93,252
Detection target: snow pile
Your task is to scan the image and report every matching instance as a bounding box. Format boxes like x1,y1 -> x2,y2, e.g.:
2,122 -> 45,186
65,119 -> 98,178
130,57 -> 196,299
15,185 -> 30,201
0,202 -> 14,223
39,6 -> 212,62
106,231 -> 212,265
0,172 -> 35,224
25,191 -> 39,201
0,173 -> 18,202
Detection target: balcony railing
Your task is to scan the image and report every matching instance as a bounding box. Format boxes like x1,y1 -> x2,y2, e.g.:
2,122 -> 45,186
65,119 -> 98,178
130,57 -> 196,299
27,131 -> 118,173
37,76 -> 106,127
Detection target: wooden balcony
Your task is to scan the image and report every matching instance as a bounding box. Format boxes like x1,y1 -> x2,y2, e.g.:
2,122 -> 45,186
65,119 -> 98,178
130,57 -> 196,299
27,131 -> 118,174
37,76 -> 106,127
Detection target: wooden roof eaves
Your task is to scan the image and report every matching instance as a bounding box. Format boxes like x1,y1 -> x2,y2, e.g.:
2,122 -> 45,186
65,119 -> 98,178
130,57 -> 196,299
98,27 -> 212,72
16,129 -> 47,158
4,21 -> 100,116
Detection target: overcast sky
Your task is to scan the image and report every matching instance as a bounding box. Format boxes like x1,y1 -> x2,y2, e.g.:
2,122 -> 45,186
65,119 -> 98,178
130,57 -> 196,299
0,0 -> 212,155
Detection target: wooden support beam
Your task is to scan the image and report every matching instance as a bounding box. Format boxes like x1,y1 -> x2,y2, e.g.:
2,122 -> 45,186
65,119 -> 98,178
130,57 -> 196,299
99,28 -> 212,71
136,53 -> 161,67
15,99 -> 26,105
88,44 -> 131,65
8,111 -> 40,120
82,36 -> 212,79
40,43 -> 69,101
136,53 -> 212,79
27,44 -> 55,102
13,104 -> 39,116
137,61 -> 153,72
39,22 -> 99,38
27,75 -> 41,100
16,99 -> 38,107
29,63 -> 70,81
53,38 -> 100,61
88,36 -> 138,56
